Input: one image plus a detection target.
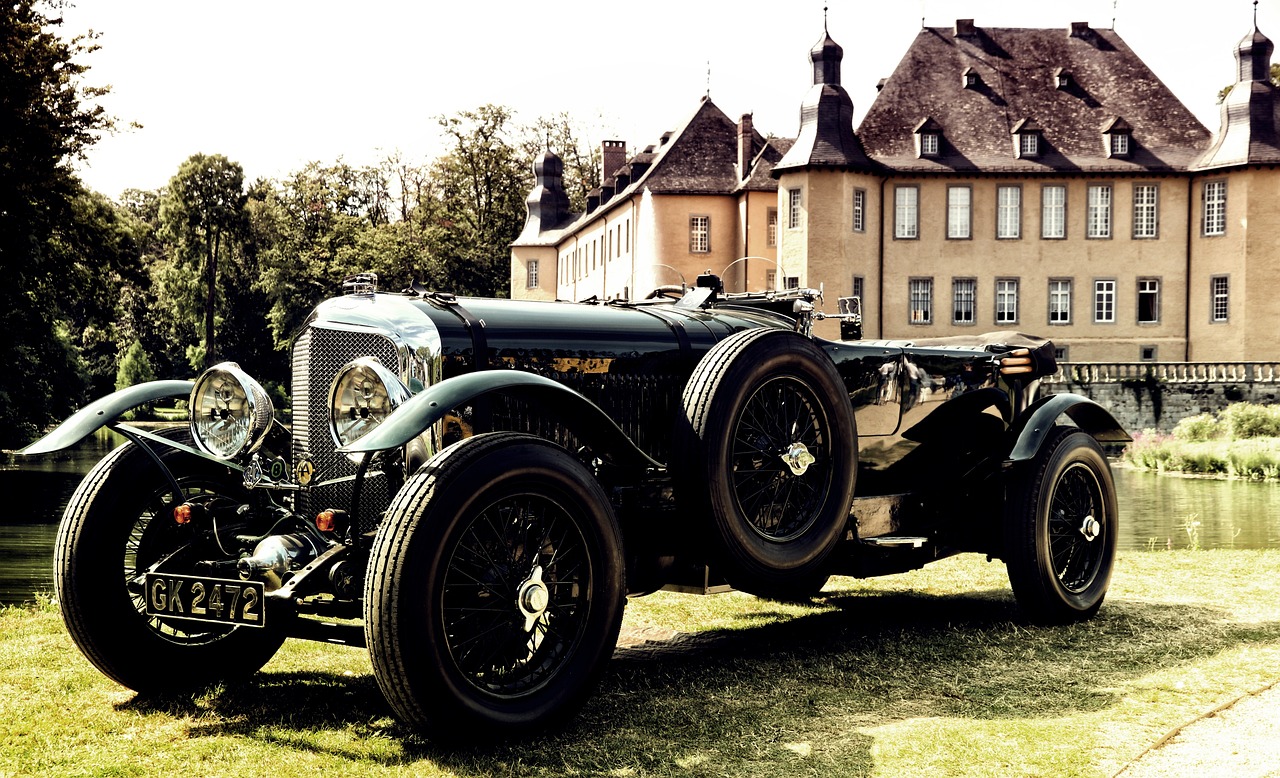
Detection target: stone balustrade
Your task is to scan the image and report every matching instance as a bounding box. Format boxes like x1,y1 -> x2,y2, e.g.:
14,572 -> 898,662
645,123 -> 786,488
1044,362 -> 1280,385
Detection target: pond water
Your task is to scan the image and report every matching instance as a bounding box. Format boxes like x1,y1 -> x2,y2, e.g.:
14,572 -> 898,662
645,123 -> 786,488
2,433 -> 1279,604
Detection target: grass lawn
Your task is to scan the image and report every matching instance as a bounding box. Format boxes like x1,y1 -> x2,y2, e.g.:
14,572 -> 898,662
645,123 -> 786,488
3,550 -> 1279,777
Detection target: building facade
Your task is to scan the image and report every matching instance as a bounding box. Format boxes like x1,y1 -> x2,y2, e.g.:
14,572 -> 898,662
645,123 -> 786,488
512,19 -> 1280,362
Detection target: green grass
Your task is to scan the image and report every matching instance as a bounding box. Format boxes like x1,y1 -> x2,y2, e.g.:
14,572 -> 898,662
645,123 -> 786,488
1122,434 -> 1280,480
4,551 -> 1280,777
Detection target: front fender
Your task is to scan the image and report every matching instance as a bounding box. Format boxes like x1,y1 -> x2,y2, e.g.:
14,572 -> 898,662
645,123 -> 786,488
21,380 -> 193,455
338,371 -> 662,470
1007,392 -> 1131,463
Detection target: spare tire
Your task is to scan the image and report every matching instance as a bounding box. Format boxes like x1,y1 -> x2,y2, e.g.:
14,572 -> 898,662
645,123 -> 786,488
675,328 -> 856,596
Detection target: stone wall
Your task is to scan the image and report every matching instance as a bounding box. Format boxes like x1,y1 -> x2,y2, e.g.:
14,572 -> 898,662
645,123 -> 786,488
1040,362 -> 1280,434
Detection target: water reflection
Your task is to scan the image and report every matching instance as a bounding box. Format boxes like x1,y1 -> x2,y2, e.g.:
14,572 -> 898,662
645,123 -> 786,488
2,433 -> 1280,603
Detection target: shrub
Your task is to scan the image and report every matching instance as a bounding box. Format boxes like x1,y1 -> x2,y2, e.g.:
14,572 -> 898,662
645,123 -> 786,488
1220,402 -> 1280,439
1172,413 -> 1221,442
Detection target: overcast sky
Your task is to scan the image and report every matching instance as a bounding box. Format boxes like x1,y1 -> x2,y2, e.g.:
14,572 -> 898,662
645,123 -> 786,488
60,0 -> 1276,199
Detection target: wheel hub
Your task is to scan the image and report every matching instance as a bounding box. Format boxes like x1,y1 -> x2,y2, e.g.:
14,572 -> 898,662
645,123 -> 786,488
516,565 -> 550,633
781,441 -> 816,476
1079,514 -> 1101,542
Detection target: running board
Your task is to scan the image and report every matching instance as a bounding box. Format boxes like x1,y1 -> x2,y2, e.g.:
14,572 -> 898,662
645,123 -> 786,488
861,536 -> 929,549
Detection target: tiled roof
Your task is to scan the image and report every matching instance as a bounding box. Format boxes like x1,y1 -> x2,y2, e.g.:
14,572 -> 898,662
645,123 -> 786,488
643,97 -> 756,194
858,24 -> 1211,173
1194,26 -> 1280,170
740,138 -> 795,191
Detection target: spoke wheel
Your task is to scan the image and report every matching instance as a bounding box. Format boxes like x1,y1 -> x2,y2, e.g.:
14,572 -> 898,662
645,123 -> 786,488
365,433 -> 624,739
1005,427 -> 1117,624
676,328 -> 856,598
55,429 -> 285,692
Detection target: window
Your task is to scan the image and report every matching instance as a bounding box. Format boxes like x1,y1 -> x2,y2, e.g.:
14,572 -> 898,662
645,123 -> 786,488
996,278 -> 1019,324
788,188 -> 802,229
1049,279 -> 1072,324
852,189 -> 866,232
852,275 -> 864,304
909,278 -> 933,324
1111,133 -> 1130,156
997,186 -> 1021,239
1140,346 -> 1157,361
625,219 -> 630,252
953,278 -> 976,324
1020,133 -> 1039,157
947,186 -> 971,239
526,259 -> 539,289
920,133 -> 939,156
1137,278 -> 1160,323
784,276 -> 800,290
1087,184 -> 1112,238
766,269 -> 777,290
1042,185 -> 1066,238
895,186 -> 918,239
1133,184 -> 1158,239
690,215 -> 709,253
1204,181 -> 1227,236
1094,279 -> 1116,323
1054,346 -> 1069,362
767,208 -> 777,247
1212,275 -> 1230,322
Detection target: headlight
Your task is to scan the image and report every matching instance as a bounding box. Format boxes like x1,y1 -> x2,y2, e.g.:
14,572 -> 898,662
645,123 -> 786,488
329,357 -> 411,448
189,362 -> 274,459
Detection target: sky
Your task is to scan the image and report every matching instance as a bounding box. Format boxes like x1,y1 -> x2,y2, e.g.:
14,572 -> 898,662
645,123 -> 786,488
59,0 -> 1278,199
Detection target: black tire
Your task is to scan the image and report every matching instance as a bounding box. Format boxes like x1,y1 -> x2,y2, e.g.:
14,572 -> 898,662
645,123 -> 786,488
1004,427 -> 1118,624
54,429 -> 286,692
364,432 -> 626,739
676,328 -> 856,596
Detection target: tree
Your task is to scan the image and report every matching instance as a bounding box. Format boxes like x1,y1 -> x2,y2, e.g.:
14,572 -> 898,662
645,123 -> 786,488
520,113 -> 602,213
423,105 -> 532,297
157,154 -> 247,370
0,1 -> 114,447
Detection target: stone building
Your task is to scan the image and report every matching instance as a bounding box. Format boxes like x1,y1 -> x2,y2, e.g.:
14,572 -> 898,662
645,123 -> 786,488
511,18 -> 1280,362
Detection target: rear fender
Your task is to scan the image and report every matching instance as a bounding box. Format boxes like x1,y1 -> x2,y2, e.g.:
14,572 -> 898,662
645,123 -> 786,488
20,380 -> 193,455
1006,393 -> 1131,463
339,371 -> 662,470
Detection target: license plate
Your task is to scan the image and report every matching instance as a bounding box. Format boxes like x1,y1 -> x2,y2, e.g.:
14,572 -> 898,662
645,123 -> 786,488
144,573 -> 266,628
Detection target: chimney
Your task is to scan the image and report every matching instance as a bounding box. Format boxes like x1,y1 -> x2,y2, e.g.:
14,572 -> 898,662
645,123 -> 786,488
601,140 -> 626,181
954,19 -> 976,38
738,114 -> 754,179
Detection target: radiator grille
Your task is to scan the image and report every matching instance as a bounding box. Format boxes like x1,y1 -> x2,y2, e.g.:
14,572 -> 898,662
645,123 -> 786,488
292,326 -> 400,533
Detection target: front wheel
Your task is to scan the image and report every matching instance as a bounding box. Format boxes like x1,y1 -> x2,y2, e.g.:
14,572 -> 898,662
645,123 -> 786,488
1004,428 -> 1118,624
364,432 -> 626,739
55,430 -> 286,692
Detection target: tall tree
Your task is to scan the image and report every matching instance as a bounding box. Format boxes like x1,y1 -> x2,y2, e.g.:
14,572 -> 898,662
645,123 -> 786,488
521,113 -> 601,213
157,153 -> 246,369
0,1 -> 114,446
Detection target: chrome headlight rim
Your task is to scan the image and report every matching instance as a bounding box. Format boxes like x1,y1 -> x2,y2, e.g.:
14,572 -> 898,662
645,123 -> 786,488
189,362 -> 275,460
328,357 -> 411,449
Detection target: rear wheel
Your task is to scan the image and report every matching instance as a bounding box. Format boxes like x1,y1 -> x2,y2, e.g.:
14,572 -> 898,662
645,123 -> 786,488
676,328 -> 855,597
364,432 -> 625,739
55,430 -> 286,692
1004,427 -> 1118,624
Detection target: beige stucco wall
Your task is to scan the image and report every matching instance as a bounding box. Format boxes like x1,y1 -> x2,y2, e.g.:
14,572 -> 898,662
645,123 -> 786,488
510,245 -> 557,301
729,190 -> 780,292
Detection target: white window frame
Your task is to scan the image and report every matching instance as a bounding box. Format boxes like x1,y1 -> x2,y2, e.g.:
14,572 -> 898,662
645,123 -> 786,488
1094,279 -> 1116,323
1133,184 -> 1158,239
1204,181 -> 1227,236
1110,133 -> 1130,156
1137,278 -> 1160,324
1211,275 -> 1230,322
995,278 -> 1019,324
909,278 -> 933,325
852,189 -> 866,233
1020,133 -> 1039,157
788,188 -> 802,229
690,215 -> 710,253
1042,185 -> 1066,239
952,278 -> 976,324
526,259 -> 539,289
1049,279 -> 1072,324
766,269 -> 777,290
766,207 -> 777,247
784,276 -> 800,290
1087,184 -> 1112,239
947,185 -> 971,239
920,132 -> 939,156
895,186 -> 919,239
997,185 -> 1021,239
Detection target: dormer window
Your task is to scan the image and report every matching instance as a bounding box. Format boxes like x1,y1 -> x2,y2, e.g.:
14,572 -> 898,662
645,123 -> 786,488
1102,117 -> 1133,158
914,118 -> 944,158
1012,119 -> 1043,159
1055,68 -> 1072,89
962,67 -> 981,89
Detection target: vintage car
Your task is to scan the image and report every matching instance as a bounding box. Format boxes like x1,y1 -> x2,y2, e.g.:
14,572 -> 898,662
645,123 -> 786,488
24,271 -> 1129,739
